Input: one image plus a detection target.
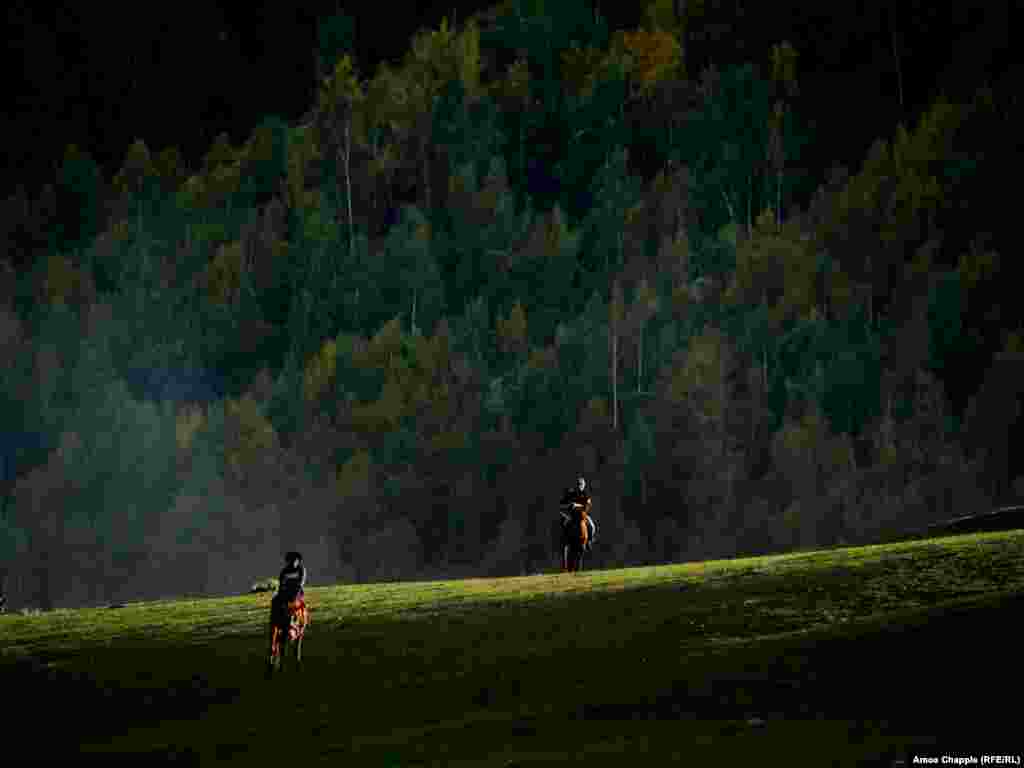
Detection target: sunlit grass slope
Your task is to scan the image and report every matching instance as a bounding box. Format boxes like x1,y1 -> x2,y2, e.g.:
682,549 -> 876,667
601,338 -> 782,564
3,530 -> 1023,765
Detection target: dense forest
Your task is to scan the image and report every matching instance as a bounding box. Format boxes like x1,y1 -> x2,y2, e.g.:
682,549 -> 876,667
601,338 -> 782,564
1,0 -> 1020,610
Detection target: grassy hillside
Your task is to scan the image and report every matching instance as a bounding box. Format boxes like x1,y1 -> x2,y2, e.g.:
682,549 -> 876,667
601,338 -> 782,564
4,529 -> 1022,765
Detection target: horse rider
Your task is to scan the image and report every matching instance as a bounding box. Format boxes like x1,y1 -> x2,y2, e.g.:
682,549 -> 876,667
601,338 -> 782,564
560,476 -> 593,554
273,551 -> 306,622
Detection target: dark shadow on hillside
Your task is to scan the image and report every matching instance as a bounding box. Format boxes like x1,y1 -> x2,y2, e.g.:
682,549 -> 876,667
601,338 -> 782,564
2,655 -> 241,755
576,591 -> 1024,765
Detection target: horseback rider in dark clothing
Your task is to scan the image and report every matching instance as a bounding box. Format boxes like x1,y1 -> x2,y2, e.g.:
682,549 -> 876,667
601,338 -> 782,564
560,476 -> 594,554
279,551 -> 306,600
272,551 -> 306,624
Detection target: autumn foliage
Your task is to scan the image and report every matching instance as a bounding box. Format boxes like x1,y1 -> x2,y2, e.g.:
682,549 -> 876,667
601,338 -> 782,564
0,3 -> 1019,610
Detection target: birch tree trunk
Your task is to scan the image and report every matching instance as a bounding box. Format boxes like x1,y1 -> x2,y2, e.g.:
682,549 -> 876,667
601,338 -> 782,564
611,329 -> 618,431
637,330 -> 643,394
721,188 -> 736,225
776,173 -> 782,228
746,173 -> 753,239
610,279 -> 624,433
422,133 -> 432,212
343,119 -> 354,258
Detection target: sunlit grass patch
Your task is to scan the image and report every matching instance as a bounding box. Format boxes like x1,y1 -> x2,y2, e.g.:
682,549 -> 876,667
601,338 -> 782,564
5,528 -> 1023,763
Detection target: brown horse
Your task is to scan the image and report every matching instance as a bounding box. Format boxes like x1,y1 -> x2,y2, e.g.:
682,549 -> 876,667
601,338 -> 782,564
266,594 -> 309,676
560,507 -> 595,573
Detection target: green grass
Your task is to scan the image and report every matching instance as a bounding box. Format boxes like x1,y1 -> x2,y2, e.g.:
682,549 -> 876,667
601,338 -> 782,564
4,530 -> 1024,765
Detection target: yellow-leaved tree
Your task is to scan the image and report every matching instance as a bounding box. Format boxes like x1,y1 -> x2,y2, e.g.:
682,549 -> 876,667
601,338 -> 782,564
456,18 -> 482,99
205,240 -> 245,306
772,401 -> 830,505
42,253 -> 87,307
304,337 -> 339,403
560,45 -> 606,101
365,316 -> 404,371
336,448 -> 374,501
224,395 -> 278,480
665,325 -> 736,429
957,237 -> 1000,293
112,139 -> 156,202
202,132 -> 236,174
816,98 -> 963,326
497,300 -> 528,357
351,377 -> 406,434
340,315 -> 455,438
619,28 -> 682,94
175,403 -> 205,454
152,145 -> 187,198
347,317 -> 407,433
408,16 -> 459,103
728,209 -> 817,325
643,0 -> 707,44
493,56 -> 532,108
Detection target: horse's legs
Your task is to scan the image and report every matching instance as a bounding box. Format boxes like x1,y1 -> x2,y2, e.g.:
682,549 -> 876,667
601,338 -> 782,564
268,599 -> 282,675
267,626 -> 279,675
294,634 -> 303,667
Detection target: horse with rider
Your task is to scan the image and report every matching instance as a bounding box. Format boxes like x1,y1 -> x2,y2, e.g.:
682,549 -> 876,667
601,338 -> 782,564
559,476 -> 596,573
267,551 -> 310,675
